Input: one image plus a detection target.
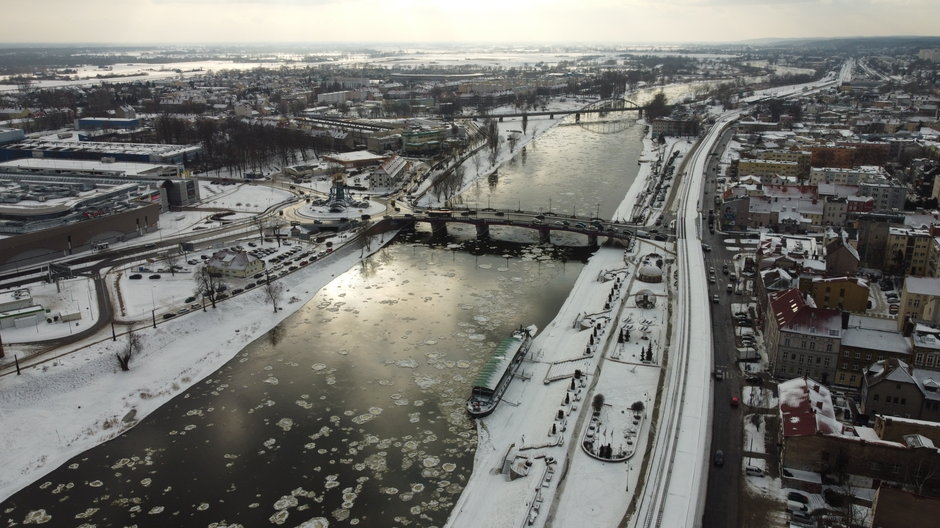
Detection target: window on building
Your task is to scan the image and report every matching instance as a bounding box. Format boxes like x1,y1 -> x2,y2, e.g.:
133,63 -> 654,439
810,342 -> 816,350
866,353 -> 872,361
824,357 -> 830,367
855,352 -> 861,359
901,398 -> 906,405
843,350 -> 850,357
816,357 -> 821,364
850,375 -> 856,383
874,394 -> 880,401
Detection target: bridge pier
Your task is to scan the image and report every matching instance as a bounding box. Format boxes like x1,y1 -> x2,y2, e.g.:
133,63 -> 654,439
575,112 -> 580,122
538,226 -> 551,244
430,220 -> 448,238
588,234 -> 599,247
499,116 -> 504,122
549,113 -> 554,119
475,222 -> 490,239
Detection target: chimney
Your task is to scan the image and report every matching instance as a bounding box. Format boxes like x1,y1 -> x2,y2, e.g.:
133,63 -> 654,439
842,311 -> 850,330
814,384 -> 820,393
816,401 -> 823,409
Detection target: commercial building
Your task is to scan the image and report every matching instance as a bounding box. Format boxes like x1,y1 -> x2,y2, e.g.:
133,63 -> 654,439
76,117 -> 140,130
0,139 -> 202,165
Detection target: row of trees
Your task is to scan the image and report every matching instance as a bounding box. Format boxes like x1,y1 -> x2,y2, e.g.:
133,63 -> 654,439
149,116 -> 320,177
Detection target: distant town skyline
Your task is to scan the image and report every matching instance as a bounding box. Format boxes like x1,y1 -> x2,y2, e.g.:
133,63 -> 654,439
4,0 -> 938,45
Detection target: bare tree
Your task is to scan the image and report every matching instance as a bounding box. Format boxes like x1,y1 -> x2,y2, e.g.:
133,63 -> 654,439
507,133 -> 519,153
194,266 -> 226,309
472,153 -> 483,176
116,333 -> 141,371
263,278 -> 285,313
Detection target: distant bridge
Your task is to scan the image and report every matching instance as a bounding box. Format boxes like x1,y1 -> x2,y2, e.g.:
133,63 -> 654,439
459,98 -> 644,121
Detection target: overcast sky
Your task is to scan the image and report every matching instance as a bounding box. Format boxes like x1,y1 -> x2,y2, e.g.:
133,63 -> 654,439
4,0 -> 937,44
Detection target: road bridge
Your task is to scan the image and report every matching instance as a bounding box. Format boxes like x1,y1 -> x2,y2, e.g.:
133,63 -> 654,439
380,208 -> 640,247
460,98 -> 644,121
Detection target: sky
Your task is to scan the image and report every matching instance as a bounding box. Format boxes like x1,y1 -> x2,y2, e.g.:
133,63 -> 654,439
3,0 -> 938,45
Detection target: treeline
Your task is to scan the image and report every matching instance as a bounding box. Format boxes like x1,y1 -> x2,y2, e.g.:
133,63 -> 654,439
149,116 -> 321,176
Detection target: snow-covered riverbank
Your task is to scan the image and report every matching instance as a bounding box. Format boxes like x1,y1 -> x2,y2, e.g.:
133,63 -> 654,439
0,237 -> 396,503
446,120 -> 693,527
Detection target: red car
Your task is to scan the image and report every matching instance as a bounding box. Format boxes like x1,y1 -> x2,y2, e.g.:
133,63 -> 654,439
730,396 -> 740,407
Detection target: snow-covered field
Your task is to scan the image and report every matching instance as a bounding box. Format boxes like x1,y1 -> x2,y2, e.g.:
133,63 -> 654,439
198,180 -> 294,212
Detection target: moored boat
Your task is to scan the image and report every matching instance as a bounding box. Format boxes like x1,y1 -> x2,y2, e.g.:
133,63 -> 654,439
466,325 -> 537,418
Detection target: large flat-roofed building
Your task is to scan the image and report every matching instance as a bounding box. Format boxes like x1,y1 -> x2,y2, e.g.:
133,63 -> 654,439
77,117 -> 140,130
0,158 -> 201,208
0,139 -> 202,165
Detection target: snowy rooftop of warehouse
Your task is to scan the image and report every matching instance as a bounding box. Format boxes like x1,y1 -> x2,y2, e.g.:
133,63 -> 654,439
0,157 -> 179,177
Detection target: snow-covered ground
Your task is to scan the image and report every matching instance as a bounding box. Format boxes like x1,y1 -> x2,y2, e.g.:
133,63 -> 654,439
447,243 -> 668,528
0,278 -> 99,346
0,233 -> 395,503
448,118 -> 678,528
198,180 -> 295,212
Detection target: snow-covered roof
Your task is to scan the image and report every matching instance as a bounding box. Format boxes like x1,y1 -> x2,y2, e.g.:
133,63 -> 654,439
905,276 -> 940,297
841,326 -> 910,356
778,377 -> 844,437
472,333 -> 526,392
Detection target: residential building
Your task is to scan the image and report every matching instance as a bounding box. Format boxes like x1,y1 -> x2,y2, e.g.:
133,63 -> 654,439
861,359 -> 940,422
765,289 -> 843,383
899,277 -> 940,331
824,235 -> 860,276
838,315 -> 911,388
369,155 -> 407,188
737,158 -> 803,182
205,249 -> 264,279
779,377 -> 940,492
887,227 -> 934,276
811,277 -> 868,313
859,180 -> 907,211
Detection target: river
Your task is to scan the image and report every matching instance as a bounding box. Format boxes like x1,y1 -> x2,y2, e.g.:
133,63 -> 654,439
1,84 -> 712,526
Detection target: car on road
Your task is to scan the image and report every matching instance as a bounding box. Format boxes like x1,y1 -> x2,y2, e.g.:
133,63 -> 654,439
149,274 -> 161,279
709,275 -> 716,284
709,266 -> 715,275
712,294 -> 719,304
726,284 -> 733,294
722,264 -> 729,274
702,243 -> 711,252
129,274 -> 142,280
730,396 -> 740,407
713,450 -> 724,467
162,313 -> 176,319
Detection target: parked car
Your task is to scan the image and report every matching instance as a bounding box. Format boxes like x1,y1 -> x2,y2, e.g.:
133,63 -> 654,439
129,274 -> 142,280
713,450 -> 724,467
730,396 -> 740,407
745,465 -> 763,477
702,243 -> 711,252
787,492 -> 809,504
149,274 -> 161,279
162,313 -> 176,319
